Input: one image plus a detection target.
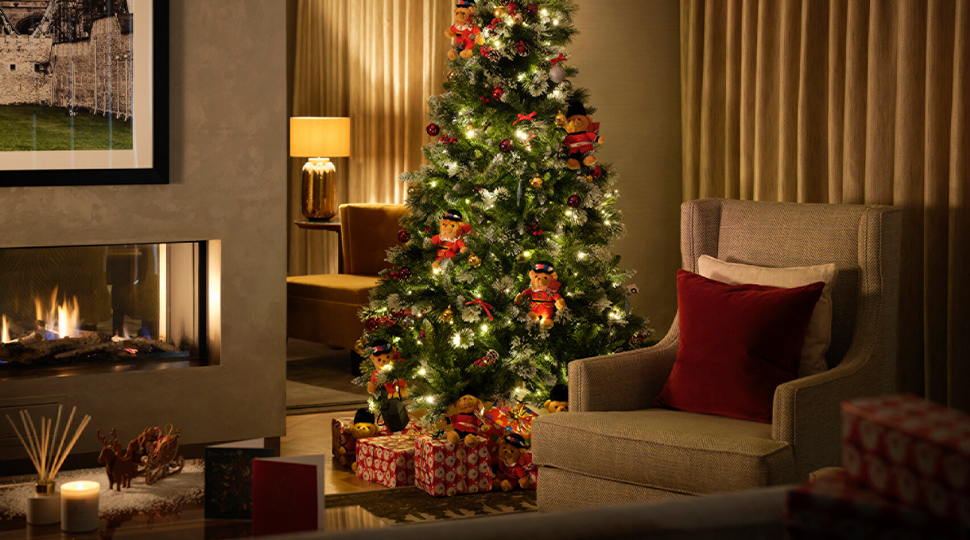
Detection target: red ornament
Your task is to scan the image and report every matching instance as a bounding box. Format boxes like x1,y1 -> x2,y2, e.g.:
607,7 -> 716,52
399,267 -> 412,280
492,87 -> 504,100
500,139 -> 514,152
592,166 -> 603,179
568,194 -> 582,208
426,123 -> 440,136
525,3 -> 538,17
480,45 -> 493,58
516,41 -> 527,54
506,2 -> 518,14
489,18 -> 500,30
398,229 -> 411,243
480,95 -> 491,105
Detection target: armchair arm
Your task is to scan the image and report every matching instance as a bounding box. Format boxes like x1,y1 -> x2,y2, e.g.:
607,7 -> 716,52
569,315 -> 680,412
772,340 -> 891,480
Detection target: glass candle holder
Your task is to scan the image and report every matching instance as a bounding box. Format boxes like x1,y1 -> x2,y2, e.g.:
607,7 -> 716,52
60,481 -> 99,533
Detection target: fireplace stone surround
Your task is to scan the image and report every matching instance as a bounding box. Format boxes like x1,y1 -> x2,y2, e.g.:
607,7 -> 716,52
0,0 -> 287,469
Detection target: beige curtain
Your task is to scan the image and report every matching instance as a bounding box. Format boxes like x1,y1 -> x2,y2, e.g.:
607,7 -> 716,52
681,0 -> 969,410
290,0 -> 452,275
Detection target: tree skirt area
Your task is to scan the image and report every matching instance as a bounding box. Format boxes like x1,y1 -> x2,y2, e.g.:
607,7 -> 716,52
0,461 -> 204,520
326,487 -> 537,524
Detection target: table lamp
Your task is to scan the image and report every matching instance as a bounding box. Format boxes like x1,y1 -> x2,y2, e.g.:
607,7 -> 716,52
289,117 -> 351,221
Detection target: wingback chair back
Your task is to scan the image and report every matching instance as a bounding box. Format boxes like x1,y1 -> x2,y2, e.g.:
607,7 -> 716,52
531,199 -> 902,510
681,198 -> 898,386
340,204 -> 409,276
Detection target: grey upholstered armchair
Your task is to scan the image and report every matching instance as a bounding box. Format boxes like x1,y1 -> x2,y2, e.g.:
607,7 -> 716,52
531,198 -> 902,509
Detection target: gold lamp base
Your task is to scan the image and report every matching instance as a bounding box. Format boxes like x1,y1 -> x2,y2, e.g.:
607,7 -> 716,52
301,158 -> 337,221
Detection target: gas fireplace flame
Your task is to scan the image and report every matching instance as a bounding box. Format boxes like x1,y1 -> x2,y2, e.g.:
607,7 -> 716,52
1,315 -> 10,344
33,287 -> 82,340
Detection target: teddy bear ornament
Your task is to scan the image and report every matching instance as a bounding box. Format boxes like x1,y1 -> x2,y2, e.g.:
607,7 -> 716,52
446,0 -> 484,60
562,101 -> 603,170
514,261 -> 566,329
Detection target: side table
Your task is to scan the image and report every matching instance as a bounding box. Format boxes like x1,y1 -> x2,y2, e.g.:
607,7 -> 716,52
295,220 -> 343,273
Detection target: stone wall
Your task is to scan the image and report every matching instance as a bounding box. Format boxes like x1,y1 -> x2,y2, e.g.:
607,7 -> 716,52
0,34 -> 52,105
50,16 -> 132,117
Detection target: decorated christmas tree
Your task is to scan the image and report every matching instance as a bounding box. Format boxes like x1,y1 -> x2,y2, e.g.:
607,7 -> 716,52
356,0 -> 652,425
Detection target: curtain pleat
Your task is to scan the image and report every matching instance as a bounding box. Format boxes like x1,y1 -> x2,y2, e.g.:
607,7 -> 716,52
681,0 -> 970,410
289,0 -> 451,275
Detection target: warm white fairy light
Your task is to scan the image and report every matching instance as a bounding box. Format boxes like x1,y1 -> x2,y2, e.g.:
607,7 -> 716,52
452,333 -> 461,347
523,250 -> 532,258
553,19 -> 559,25
418,368 -> 427,376
516,130 -> 527,140
540,8 -> 548,16
480,323 -> 488,333
604,220 -> 611,226
430,180 -> 437,187
425,396 -> 435,404
518,73 -> 526,81
578,252 -> 587,260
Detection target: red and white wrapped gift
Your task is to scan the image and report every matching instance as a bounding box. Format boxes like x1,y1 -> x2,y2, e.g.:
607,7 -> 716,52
842,395 -> 970,526
331,415 -> 423,468
414,435 -> 492,497
355,435 -> 416,488
786,470 -> 968,539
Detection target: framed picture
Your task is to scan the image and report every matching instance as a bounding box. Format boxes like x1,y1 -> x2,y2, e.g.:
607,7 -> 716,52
0,0 -> 168,186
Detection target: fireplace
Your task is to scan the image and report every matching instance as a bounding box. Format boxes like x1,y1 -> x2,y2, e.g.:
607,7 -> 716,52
0,241 -> 219,378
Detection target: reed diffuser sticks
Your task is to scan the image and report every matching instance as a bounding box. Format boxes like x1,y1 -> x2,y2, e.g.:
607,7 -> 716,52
5,405 -> 91,484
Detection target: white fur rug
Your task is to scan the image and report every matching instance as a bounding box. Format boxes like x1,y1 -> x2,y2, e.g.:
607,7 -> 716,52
0,460 -> 204,519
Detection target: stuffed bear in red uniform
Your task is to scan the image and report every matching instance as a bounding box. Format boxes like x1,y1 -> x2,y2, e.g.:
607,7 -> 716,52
445,0 -> 484,60
561,101 -> 603,170
514,261 -> 566,329
494,433 -> 531,491
445,394 -> 482,447
367,340 -> 407,397
430,209 -> 472,270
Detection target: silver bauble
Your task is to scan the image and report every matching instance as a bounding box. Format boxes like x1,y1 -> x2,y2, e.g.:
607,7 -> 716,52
549,64 -> 566,83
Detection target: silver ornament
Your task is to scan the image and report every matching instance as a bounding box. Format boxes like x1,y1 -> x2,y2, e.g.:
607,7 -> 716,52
549,64 -> 566,83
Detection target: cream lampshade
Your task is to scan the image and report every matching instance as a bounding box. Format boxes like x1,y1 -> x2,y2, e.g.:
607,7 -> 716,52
289,117 -> 351,221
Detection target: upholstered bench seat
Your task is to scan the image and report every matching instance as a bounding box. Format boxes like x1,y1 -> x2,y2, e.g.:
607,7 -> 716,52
532,409 -> 793,499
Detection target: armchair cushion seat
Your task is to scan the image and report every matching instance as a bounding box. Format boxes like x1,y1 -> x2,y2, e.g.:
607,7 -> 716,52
287,274 -> 379,304
532,409 -> 794,495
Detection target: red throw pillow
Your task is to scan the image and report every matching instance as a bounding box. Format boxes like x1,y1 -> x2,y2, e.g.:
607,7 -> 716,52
653,270 -> 825,423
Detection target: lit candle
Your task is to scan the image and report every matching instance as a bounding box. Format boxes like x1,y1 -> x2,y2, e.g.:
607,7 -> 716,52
60,481 -> 99,533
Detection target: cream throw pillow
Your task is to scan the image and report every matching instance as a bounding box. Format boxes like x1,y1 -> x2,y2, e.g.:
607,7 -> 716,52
696,255 -> 837,377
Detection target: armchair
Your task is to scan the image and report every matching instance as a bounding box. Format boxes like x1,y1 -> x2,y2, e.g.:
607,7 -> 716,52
287,203 -> 407,351
531,198 -> 901,509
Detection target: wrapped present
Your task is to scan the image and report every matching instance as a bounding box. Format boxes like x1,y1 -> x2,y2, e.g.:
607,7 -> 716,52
355,435 -> 416,488
479,422 -> 504,466
842,395 -> 970,526
414,435 -> 492,496
520,450 -> 538,490
785,470 -> 968,539
481,400 -> 538,446
331,415 -> 424,468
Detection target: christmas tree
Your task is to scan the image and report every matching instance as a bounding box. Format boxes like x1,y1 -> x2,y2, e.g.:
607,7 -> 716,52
357,0 -> 652,424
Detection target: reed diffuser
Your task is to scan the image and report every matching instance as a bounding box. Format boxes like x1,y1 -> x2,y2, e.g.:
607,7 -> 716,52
6,405 -> 91,525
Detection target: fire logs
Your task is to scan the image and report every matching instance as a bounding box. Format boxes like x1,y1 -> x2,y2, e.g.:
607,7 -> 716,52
0,332 -> 182,367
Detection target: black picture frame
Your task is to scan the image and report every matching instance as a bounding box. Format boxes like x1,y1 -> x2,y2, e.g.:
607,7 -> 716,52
0,0 -> 169,187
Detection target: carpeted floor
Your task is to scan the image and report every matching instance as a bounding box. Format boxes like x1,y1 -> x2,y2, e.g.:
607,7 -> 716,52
326,486 -> 538,524
286,339 -> 369,414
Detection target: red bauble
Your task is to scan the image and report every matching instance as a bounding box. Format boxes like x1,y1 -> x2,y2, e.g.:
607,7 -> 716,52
500,139 -> 514,152
426,123 -> 440,136
398,229 -> 411,243
568,194 -> 582,208
492,87 -> 504,100
592,166 -> 603,179
525,3 -> 538,17
399,267 -> 412,280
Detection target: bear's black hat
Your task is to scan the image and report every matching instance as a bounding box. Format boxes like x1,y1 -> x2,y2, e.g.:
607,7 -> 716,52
549,383 -> 568,402
504,432 -> 528,449
533,261 -> 555,275
354,407 -> 376,425
566,101 -> 587,118
442,209 -> 464,223
457,0 -> 475,8
371,339 -> 392,355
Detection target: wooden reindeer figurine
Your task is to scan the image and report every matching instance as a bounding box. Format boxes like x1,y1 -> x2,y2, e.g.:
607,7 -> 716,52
97,429 -> 139,491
